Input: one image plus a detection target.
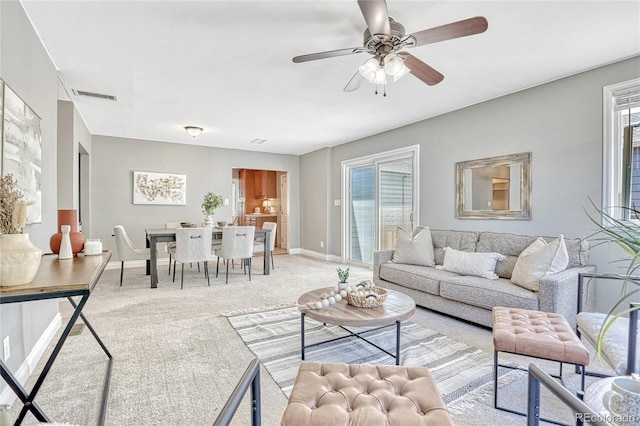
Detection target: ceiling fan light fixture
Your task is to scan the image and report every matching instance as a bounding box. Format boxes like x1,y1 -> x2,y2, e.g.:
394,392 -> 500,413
184,126 -> 203,138
374,67 -> 387,85
383,53 -> 404,76
358,57 -> 379,82
393,63 -> 411,81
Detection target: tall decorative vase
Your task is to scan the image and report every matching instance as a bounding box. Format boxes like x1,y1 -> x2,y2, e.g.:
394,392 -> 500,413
49,209 -> 85,255
58,225 -> 73,260
203,214 -> 215,227
0,234 -> 42,286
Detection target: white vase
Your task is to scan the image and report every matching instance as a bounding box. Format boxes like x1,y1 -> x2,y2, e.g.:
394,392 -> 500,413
59,225 -> 73,259
0,233 -> 43,286
203,214 -> 215,227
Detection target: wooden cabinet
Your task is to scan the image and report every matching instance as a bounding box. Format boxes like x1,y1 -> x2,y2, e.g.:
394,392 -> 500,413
254,170 -> 277,199
244,215 -> 278,247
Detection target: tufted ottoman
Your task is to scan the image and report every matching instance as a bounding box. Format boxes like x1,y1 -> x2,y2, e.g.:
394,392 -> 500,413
281,361 -> 453,426
492,307 -> 589,419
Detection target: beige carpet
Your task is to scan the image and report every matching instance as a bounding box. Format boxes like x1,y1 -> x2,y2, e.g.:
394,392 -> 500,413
5,254 -> 612,425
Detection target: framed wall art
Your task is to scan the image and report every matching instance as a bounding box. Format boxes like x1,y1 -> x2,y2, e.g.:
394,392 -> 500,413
133,171 -> 186,205
2,82 -> 42,224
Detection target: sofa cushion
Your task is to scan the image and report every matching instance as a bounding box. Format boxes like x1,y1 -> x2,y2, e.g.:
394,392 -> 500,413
392,227 -> 435,267
477,232 -> 589,278
439,276 -> 539,311
430,230 -> 479,265
477,232 -> 540,279
379,263 -> 460,296
440,247 -> 505,279
511,236 -> 569,291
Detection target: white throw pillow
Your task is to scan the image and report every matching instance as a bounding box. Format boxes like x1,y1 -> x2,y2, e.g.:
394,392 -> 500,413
510,235 -> 569,291
440,247 -> 505,279
392,227 -> 435,267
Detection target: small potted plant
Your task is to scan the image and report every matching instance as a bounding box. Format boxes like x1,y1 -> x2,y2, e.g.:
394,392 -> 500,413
0,174 -> 41,286
202,192 -> 224,227
337,267 -> 350,284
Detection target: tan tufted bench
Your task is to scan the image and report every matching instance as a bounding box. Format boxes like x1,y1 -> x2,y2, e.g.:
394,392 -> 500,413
281,361 -> 454,426
492,307 -> 589,419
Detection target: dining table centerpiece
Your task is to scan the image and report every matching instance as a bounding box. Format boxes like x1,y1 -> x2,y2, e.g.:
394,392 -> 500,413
202,192 -> 224,227
0,174 -> 42,286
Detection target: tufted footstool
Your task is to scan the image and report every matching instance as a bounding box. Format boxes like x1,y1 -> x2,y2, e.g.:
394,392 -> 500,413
281,361 -> 453,426
492,307 -> 590,420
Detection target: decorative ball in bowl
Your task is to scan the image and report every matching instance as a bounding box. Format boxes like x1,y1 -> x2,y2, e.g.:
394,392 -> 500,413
346,286 -> 387,308
217,221 -> 227,227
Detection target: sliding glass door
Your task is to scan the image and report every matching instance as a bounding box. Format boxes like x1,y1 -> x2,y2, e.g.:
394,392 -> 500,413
344,146 -> 418,265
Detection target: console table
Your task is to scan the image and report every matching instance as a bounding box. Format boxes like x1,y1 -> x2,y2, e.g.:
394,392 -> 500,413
0,252 -> 113,425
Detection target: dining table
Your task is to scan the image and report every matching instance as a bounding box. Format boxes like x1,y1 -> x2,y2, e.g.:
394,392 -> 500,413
145,227 -> 272,289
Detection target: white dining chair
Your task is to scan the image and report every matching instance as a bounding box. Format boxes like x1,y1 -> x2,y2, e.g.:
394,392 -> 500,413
113,225 -> 150,286
173,227 -> 212,289
253,221 -> 277,270
215,226 -> 255,284
165,222 -> 181,275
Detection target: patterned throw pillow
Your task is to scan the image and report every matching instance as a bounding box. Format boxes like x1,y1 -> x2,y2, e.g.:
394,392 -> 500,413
392,227 -> 435,267
510,235 -> 569,291
439,247 -> 506,279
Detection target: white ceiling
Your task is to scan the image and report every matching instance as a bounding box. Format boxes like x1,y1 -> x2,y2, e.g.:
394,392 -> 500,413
21,1 -> 640,155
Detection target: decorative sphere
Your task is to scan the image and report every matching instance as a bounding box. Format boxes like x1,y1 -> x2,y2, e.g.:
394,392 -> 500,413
328,297 -> 336,305
334,294 -> 342,302
346,286 -> 352,293
340,290 -> 347,297
315,301 -> 323,310
322,299 -> 330,307
330,290 -> 336,297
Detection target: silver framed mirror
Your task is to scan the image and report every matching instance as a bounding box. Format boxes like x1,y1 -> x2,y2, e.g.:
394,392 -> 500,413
456,152 -> 531,220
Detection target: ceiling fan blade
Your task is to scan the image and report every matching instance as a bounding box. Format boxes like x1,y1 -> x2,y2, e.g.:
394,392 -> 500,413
292,47 -> 361,63
398,52 -> 444,86
358,0 -> 391,37
344,72 -> 365,92
408,17 -> 488,47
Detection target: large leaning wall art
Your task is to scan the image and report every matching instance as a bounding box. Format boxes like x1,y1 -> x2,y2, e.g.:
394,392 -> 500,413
1,81 -> 42,224
133,171 -> 187,205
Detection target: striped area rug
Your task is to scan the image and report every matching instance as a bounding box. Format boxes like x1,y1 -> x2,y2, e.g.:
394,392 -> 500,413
226,305 -> 522,408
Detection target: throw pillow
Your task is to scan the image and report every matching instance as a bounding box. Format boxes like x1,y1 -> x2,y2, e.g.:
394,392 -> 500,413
392,227 -> 435,267
510,235 -> 569,291
440,247 -> 505,279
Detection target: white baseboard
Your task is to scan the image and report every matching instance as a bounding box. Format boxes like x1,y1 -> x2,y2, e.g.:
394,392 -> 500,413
0,313 -> 62,405
106,258 -> 170,270
297,249 -> 342,263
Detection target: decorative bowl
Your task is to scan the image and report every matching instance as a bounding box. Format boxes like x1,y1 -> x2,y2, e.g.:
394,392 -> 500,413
346,287 -> 387,308
217,221 -> 227,227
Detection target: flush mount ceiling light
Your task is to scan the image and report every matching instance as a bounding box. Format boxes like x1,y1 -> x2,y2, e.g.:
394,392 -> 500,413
184,126 -> 203,138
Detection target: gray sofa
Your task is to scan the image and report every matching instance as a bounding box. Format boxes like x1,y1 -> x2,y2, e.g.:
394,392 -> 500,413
373,229 -> 596,328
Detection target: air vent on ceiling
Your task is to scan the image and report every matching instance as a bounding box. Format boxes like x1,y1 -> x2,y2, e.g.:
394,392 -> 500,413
250,138 -> 266,144
72,89 -> 117,101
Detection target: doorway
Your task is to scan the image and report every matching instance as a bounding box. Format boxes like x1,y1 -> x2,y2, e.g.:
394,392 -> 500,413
232,168 -> 289,253
342,146 -> 419,265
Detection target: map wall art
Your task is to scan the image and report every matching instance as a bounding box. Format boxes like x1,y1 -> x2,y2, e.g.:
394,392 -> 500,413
133,171 -> 186,205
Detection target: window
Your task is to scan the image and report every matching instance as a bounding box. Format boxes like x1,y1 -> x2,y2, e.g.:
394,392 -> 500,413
603,79 -> 640,220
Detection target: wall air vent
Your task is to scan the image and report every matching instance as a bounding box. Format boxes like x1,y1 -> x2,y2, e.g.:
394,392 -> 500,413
71,89 -> 117,101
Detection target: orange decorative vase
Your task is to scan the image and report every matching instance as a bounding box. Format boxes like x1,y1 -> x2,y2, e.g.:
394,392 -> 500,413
49,209 -> 85,255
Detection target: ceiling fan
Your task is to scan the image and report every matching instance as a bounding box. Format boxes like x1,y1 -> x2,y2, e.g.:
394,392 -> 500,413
292,0 -> 488,93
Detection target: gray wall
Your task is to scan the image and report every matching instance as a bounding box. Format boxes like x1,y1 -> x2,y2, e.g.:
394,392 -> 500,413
300,147 -> 332,255
0,1 -> 60,396
91,136 -> 300,257
300,56 -> 640,312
